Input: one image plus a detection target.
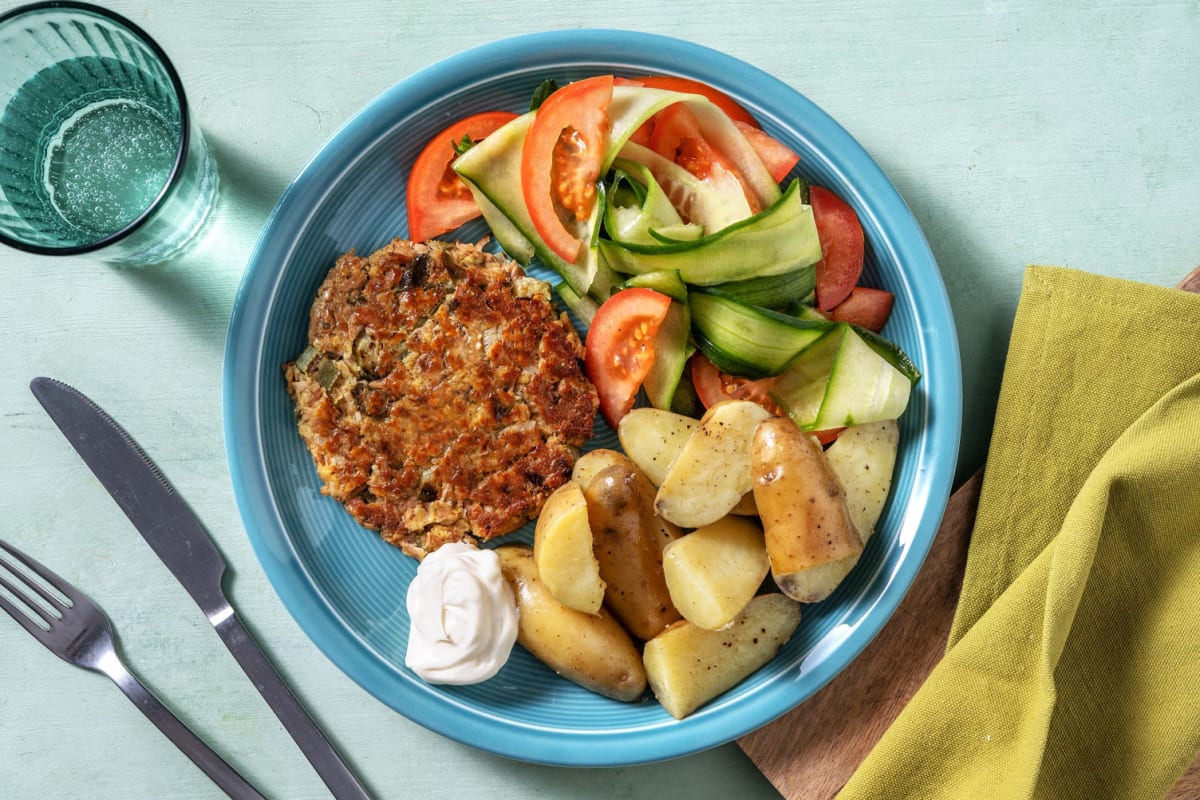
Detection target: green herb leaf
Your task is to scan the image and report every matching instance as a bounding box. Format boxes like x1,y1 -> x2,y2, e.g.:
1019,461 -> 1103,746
451,133 -> 475,156
529,79 -> 559,111
315,357 -> 340,391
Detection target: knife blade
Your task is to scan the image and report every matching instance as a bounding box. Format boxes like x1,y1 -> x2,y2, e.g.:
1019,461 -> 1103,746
31,377 -> 372,800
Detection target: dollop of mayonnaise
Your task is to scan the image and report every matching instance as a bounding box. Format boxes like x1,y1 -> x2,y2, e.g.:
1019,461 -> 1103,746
405,542 -> 519,685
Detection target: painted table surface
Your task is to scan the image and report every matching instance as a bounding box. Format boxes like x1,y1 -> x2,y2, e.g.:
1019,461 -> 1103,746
1,2 -> 1196,798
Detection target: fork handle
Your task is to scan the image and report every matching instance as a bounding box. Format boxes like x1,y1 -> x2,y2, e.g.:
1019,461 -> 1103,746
100,657 -> 267,800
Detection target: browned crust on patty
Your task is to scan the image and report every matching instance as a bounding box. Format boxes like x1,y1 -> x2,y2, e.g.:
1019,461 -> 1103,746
284,239 -> 597,559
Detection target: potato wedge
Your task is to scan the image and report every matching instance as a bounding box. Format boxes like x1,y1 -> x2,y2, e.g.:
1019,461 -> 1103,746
643,593 -> 801,719
824,420 -> 899,542
655,400 -> 773,528
533,481 -> 605,614
571,448 -> 635,490
663,516 -> 770,630
617,407 -> 698,486
585,463 -> 682,641
496,546 -> 646,702
730,492 -> 758,516
771,550 -> 860,603
752,417 -> 863,603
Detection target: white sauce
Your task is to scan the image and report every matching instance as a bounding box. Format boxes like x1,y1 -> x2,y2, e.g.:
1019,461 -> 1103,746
405,542 -> 518,685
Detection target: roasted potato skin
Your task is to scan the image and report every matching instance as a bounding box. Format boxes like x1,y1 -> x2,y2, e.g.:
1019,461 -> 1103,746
584,463 -> 683,641
752,417 -> 863,603
571,448 -> 635,490
495,545 -> 646,702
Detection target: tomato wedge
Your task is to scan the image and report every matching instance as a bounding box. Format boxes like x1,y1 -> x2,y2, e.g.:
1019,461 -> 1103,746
631,75 -> 759,127
690,352 -> 783,415
829,286 -> 895,332
810,185 -> 866,311
650,103 -> 760,214
406,111 -> 518,241
734,121 -> 799,183
521,75 -> 613,263
808,426 -> 846,445
689,354 -> 843,444
585,288 -> 673,428
626,118 -> 655,148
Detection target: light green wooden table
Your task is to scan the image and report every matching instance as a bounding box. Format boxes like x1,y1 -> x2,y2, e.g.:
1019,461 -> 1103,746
1,2 -> 1196,798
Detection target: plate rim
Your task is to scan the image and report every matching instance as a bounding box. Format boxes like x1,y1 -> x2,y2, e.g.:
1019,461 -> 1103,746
222,28 -> 962,766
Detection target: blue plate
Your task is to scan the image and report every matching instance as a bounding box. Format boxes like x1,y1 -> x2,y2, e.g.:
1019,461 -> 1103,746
223,30 -> 961,767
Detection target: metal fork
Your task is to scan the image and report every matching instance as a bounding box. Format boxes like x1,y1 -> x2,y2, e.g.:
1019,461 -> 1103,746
0,537 -> 266,799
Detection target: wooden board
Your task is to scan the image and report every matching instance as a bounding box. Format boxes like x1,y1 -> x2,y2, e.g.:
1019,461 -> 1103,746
739,268 -> 1200,800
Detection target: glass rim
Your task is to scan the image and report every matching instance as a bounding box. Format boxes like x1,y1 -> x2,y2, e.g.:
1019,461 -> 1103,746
0,0 -> 193,256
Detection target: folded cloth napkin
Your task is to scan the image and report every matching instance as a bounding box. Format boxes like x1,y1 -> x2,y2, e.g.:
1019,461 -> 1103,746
838,266 -> 1200,800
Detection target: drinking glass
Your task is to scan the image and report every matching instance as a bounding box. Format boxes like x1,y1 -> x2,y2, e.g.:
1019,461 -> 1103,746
0,2 -> 218,265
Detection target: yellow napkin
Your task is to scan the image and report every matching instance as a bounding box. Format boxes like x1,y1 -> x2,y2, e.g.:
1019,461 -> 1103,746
838,266 -> 1200,800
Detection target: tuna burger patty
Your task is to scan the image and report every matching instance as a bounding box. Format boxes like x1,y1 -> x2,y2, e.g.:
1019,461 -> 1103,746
284,239 -> 598,559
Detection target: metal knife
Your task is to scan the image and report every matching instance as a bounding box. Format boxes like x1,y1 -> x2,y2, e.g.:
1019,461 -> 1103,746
31,377 -> 372,800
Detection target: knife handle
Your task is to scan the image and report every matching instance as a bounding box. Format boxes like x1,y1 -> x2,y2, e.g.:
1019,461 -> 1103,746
101,656 -> 266,800
212,605 -> 373,800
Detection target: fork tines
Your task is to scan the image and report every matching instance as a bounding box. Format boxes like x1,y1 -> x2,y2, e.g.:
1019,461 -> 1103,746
0,537 -> 73,638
